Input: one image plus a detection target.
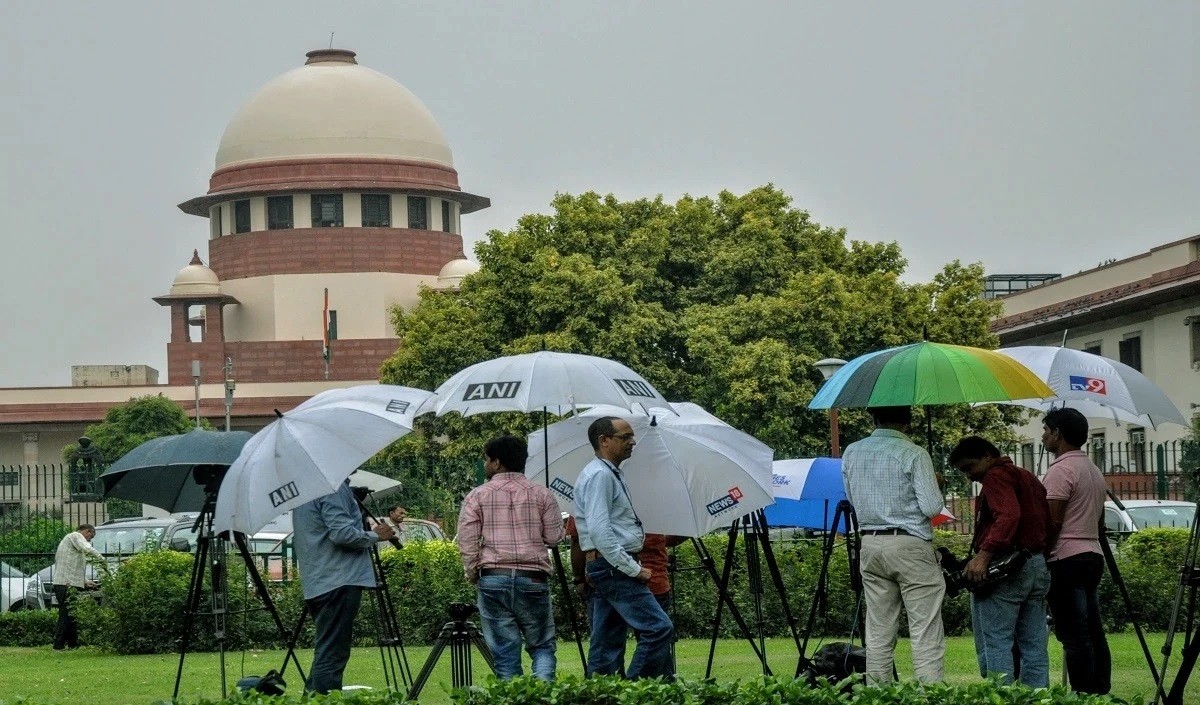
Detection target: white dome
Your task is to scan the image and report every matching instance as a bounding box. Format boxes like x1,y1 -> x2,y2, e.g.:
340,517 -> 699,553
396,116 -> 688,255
215,50 -> 453,170
170,251 -> 221,296
435,258 -> 480,289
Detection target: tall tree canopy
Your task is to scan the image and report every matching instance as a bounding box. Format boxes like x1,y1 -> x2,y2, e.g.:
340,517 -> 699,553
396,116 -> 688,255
62,394 -> 208,463
380,186 -> 1015,464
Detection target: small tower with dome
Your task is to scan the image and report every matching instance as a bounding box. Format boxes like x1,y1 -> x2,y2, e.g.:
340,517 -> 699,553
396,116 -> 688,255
170,48 -> 488,384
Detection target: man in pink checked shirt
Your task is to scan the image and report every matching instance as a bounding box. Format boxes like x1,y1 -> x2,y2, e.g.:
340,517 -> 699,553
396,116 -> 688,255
456,435 -> 565,680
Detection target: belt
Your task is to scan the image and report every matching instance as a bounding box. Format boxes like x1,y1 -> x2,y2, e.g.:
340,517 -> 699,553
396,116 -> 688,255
584,549 -> 640,563
478,568 -> 547,583
862,528 -> 929,541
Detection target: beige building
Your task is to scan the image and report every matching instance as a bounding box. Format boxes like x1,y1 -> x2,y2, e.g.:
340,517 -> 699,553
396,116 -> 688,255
0,49 -> 484,476
991,233 -> 1200,473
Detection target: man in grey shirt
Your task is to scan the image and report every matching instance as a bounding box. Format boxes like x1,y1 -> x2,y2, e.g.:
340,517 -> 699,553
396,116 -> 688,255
574,415 -> 674,679
293,479 -> 395,693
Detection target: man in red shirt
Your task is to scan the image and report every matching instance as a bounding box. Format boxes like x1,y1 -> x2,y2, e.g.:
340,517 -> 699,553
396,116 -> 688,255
950,435 -> 1051,687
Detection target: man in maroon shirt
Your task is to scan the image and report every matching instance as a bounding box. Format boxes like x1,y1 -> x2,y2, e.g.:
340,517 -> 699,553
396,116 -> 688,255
950,435 -> 1051,687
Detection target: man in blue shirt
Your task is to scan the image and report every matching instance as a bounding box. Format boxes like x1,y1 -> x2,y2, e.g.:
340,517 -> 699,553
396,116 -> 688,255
574,416 -> 674,679
293,480 -> 395,693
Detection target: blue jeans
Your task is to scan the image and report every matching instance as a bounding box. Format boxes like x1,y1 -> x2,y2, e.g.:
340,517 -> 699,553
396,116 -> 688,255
971,553 -> 1050,687
306,585 -> 363,694
476,574 -> 556,680
585,558 -> 674,679
1048,553 -> 1111,694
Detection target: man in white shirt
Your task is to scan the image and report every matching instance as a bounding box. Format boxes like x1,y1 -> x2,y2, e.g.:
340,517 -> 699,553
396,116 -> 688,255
52,524 -> 104,650
842,406 -> 946,683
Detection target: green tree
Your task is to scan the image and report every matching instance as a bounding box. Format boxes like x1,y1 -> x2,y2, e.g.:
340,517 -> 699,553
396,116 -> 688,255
61,394 -> 209,463
380,186 -> 1016,465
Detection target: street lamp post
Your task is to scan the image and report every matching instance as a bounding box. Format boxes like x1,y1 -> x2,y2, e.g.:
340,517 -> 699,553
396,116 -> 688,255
814,358 -> 848,457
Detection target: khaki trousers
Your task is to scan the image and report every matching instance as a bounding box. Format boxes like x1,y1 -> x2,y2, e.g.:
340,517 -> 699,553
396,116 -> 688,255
859,534 -> 946,683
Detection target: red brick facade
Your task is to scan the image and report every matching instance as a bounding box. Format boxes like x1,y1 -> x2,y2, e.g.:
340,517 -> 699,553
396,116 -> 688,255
167,338 -> 398,385
208,227 -> 463,280
209,156 -> 462,194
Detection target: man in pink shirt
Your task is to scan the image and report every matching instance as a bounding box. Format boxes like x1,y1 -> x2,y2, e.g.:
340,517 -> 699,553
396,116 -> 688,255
456,435 -> 565,680
1041,408 -> 1111,695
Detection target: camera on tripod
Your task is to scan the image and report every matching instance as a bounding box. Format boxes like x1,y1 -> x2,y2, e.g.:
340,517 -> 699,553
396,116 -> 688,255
937,546 -> 1030,598
448,602 -> 478,622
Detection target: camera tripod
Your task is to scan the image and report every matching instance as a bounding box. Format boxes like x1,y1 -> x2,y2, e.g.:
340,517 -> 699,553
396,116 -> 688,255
174,467 -> 304,700
276,496 -> 413,693
1154,492 -> 1200,704
407,603 -> 495,700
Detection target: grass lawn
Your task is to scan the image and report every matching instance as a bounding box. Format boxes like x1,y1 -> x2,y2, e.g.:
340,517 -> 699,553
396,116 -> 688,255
1,634 -> 1194,704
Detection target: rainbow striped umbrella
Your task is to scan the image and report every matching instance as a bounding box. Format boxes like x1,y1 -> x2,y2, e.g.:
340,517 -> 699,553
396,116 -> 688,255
808,341 -> 1053,409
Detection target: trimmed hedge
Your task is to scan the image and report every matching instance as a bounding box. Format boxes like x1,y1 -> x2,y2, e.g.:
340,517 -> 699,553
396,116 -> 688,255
5,528 -> 1190,652
0,608 -> 56,646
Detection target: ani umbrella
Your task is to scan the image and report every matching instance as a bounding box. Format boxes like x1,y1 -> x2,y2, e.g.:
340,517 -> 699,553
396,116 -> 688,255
525,402 -> 775,537
989,346 -> 1187,430
419,350 -> 671,417
101,429 -> 253,513
213,385 -> 432,536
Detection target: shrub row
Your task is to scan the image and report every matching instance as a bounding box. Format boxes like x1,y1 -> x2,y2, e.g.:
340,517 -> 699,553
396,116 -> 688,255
0,528 -> 1189,653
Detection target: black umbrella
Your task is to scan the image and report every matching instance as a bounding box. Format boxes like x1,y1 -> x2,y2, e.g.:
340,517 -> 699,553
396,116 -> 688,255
100,429 -> 253,513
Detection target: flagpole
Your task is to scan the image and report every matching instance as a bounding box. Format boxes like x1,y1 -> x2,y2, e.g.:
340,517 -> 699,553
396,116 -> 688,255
323,288 -> 330,380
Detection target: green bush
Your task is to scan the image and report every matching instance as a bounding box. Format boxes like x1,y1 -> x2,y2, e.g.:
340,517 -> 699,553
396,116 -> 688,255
1099,527 -> 1190,633
380,540 -> 475,644
0,608 -> 56,646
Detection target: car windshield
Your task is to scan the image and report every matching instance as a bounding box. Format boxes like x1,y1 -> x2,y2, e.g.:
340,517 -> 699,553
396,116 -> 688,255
397,522 -> 438,543
1125,505 -> 1196,530
1,561 -> 24,578
92,527 -> 166,555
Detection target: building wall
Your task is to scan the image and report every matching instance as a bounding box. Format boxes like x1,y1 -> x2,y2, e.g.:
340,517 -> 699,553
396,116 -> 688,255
70,365 -> 160,387
219,271 -> 436,342
1002,236 -> 1200,316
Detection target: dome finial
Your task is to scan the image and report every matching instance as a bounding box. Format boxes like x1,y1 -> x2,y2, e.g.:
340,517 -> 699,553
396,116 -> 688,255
306,49 -> 357,65
190,249 -> 203,266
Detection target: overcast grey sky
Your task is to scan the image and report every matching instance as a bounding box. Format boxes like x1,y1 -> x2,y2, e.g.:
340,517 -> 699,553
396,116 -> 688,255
1,1 -> 1196,387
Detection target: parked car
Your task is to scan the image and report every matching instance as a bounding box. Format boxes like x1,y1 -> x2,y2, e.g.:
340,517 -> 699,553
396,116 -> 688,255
24,514 -> 199,610
1104,499 -> 1196,539
1,561 -> 33,613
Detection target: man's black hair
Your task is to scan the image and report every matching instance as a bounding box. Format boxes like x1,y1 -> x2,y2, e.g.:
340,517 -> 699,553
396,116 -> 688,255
1043,407 -> 1089,448
587,416 -> 620,451
948,435 -> 1002,466
869,405 -> 912,426
484,435 -> 529,473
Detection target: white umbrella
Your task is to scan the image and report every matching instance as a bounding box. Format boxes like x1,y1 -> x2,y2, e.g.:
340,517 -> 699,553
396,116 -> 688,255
419,351 -> 670,417
213,385 -> 433,535
525,402 -> 775,537
992,346 -> 1187,430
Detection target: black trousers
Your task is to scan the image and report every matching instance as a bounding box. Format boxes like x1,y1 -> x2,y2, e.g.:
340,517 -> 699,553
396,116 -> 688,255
1047,553 -> 1111,694
53,585 -> 79,650
305,585 -> 364,694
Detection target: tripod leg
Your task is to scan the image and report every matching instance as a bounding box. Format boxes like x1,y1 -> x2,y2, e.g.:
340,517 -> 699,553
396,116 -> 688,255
695,531 -> 772,677
469,626 -> 497,672
551,546 -> 588,673
407,626 -> 453,701
751,511 -> 805,670
232,532 -> 308,684
174,533 -> 209,700
277,605 -> 309,680
1097,527 -> 1163,701
1158,516 -> 1200,703
742,515 -> 768,673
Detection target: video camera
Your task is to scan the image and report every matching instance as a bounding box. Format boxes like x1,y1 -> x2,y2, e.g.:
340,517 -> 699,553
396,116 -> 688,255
447,602 -> 479,623
937,546 -> 1030,598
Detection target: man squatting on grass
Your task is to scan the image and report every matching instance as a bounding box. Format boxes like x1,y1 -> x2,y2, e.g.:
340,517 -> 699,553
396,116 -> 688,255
456,435 -> 564,680
574,416 -> 675,679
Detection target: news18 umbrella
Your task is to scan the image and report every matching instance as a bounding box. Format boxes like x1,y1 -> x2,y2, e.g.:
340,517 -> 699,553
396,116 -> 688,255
526,402 -> 775,537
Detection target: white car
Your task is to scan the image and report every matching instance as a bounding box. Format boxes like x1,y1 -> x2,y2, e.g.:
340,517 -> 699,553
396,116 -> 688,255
1,562 -> 33,612
1104,499 -> 1196,536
